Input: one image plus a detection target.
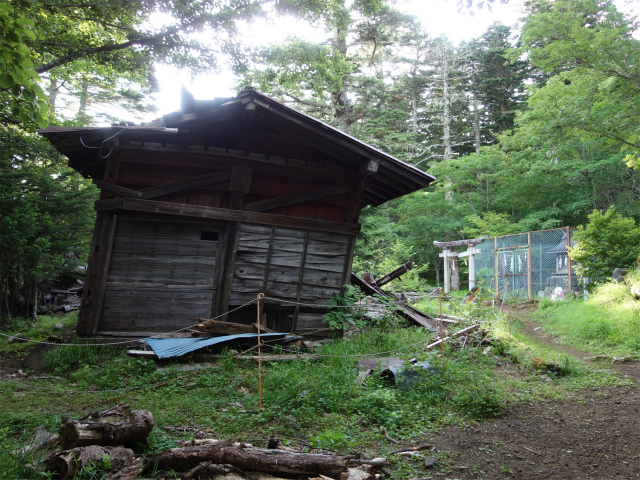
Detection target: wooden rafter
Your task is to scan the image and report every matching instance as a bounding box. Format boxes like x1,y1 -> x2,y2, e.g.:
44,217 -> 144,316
243,185 -> 351,213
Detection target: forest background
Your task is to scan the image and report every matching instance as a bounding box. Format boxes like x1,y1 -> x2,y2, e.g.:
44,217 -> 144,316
2,0 -> 640,320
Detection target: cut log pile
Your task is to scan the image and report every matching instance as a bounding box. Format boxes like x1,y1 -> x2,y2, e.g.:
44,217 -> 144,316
42,403 -> 391,480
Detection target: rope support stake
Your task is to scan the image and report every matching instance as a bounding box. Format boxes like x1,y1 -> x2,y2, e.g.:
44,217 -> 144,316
257,293 -> 265,412
438,287 -> 445,368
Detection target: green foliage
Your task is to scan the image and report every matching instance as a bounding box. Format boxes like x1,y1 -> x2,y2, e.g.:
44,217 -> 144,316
0,2 -> 48,127
462,212 -> 523,238
0,128 -> 96,320
323,286 -> 367,331
41,344 -> 119,375
0,427 -> 48,479
569,207 -> 640,280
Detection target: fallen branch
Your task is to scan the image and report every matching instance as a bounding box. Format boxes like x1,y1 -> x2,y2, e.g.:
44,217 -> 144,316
425,324 -> 480,350
389,444 -> 432,455
382,427 -> 399,444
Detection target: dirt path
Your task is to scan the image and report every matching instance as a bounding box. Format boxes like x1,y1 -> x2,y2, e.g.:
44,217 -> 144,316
429,316 -> 640,480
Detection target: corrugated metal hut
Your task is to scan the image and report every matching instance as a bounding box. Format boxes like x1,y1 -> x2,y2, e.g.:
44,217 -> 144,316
41,87 -> 435,338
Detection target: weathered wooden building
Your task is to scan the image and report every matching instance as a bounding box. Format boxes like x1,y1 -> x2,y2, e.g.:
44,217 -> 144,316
41,87 -> 435,338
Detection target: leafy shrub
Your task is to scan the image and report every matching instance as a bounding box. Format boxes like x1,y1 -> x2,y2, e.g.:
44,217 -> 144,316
355,388 -> 402,426
570,207 -> 640,281
323,286 -> 367,331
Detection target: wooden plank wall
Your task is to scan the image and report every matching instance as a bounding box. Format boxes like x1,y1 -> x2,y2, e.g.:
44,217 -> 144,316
230,223 -> 349,332
100,217 -> 220,331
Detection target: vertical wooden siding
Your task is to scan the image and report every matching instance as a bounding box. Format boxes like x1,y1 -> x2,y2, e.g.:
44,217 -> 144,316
100,217 -> 220,331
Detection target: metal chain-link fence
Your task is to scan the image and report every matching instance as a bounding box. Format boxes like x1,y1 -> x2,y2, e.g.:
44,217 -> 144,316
475,227 -> 596,300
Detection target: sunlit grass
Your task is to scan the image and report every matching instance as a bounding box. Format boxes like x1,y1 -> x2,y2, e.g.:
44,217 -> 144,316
533,280 -> 640,356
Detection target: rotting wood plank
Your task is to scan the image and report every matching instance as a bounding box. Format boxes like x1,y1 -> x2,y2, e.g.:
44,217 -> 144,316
213,221 -> 241,318
77,212 -> 106,336
195,319 -> 256,335
92,213 -> 118,335
243,185 -> 351,213
95,198 -> 361,235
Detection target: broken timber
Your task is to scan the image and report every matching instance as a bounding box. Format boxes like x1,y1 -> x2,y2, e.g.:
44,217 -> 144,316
351,273 -> 439,331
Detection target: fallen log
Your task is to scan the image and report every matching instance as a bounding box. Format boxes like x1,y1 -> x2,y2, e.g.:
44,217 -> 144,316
59,403 -> 153,449
47,445 -> 140,480
143,445 -> 352,477
195,318 -> 256,334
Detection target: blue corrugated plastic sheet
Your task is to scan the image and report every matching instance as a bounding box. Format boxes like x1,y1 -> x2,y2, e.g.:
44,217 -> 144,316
144,333 -> 289,359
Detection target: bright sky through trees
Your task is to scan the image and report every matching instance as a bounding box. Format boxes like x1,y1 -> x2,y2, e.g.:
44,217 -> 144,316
142,0 -> 638,121
149,0 -> 525,118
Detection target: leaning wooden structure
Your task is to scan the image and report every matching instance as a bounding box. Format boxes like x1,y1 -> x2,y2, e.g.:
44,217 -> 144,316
41,87 -> 435,338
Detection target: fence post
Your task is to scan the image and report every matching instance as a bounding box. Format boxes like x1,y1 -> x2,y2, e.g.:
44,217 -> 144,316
494,237 -> 498,297
527,231 -> 532,301
567,226 -> 573,293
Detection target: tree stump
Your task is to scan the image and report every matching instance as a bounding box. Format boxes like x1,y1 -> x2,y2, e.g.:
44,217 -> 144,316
59,403 -> 153,449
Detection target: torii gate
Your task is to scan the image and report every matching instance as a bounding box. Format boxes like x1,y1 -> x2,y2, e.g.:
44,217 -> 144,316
434,235 -> 487,294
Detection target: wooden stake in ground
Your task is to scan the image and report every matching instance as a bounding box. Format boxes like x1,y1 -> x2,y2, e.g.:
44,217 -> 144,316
257,292 -> 264,412
439,288 -> 445,368
507,282 -> 512,336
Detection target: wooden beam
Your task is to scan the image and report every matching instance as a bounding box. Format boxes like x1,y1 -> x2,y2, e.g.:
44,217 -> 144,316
94,198 -> 361,235
243,185 -> 351,213
214,221 -> 241,317
433,235 -> 488,248
120,141 -> 347,174
92,180 -> 142,198
376,261 -> 414,288
140,171 -> 231,199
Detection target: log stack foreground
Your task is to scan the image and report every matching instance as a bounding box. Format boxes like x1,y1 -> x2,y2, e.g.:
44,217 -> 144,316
46,404 -> 389,480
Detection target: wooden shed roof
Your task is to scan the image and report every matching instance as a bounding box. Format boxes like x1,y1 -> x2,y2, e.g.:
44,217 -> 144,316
40,88 -> 435,207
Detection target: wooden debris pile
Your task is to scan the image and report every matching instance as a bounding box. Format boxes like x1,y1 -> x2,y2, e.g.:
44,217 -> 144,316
39,404 -> 391,480
45,286 -> 83,313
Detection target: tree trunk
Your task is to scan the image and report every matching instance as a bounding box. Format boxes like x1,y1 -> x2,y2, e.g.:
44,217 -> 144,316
143,445 -> 351,477
48,445 -> 139,480
32,280 -> 38,320
59,404 -> 154,449
331,26 -> 351,134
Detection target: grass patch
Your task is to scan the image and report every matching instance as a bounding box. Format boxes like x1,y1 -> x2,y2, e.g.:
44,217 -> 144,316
0,300 -> 634,479
532,282 -> 640,356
